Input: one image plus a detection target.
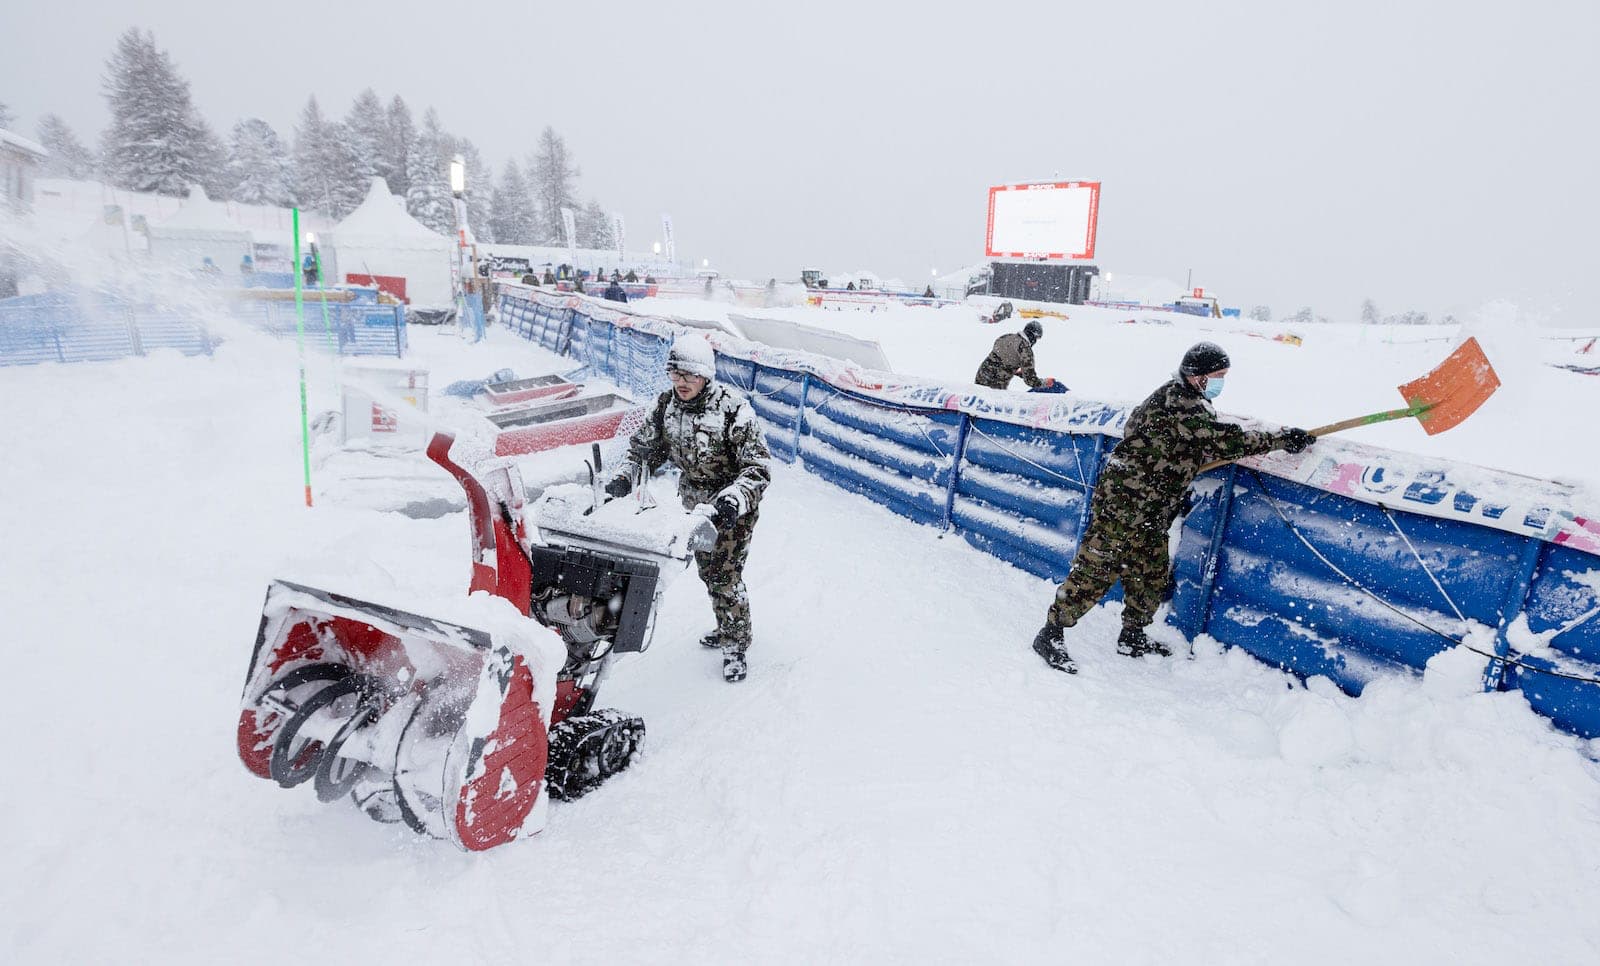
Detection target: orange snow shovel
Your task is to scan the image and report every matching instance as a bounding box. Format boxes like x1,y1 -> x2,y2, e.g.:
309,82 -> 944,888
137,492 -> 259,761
1199,337 -> 1500,472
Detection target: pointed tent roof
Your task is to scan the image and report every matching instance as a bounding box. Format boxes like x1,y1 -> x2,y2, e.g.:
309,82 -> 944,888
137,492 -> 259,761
149,184 -> 252,240
332,178 -> 452,251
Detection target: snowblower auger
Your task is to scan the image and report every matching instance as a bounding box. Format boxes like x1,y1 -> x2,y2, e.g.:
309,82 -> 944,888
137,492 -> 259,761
238,431 -> 678,850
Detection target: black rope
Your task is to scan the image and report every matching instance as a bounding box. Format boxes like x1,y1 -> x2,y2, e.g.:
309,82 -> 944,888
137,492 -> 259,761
1245,469 -> 1600,686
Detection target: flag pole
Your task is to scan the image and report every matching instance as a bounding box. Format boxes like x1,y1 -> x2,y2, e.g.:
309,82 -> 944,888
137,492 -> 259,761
293,208 -> 313,507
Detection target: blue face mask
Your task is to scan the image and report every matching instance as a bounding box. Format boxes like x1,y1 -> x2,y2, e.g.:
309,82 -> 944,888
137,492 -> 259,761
1202,376 -> 1225,400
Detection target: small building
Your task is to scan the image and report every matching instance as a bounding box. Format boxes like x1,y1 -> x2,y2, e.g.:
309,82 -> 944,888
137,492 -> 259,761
1,128 -> 48,297
1,128 -> 47,212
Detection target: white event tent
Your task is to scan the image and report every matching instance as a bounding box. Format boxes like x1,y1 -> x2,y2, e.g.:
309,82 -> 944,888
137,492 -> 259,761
328,179 -> 455,315
146,184 -> 254,274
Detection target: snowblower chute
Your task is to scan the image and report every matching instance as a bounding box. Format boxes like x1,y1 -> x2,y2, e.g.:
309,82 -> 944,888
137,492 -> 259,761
237,431 -> 699,850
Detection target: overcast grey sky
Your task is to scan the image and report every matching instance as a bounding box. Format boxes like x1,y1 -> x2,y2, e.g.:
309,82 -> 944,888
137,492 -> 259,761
4,0 -> 1596,323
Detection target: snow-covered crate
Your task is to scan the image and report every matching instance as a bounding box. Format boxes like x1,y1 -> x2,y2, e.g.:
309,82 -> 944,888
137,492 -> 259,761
799,386 -> 963,528
487,391 -> 644,457
951,418 -> 1104,581
482,374 -> 578,407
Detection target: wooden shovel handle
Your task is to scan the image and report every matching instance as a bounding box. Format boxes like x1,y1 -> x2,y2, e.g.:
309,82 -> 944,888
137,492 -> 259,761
1195,405 -> 1429,474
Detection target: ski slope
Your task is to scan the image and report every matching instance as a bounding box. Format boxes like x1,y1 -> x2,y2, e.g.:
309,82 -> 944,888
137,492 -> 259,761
4,317 -> 1600,963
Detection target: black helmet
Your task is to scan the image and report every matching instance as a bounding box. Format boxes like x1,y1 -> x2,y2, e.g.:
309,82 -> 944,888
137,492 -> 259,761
1180,341 -> 1230,376
1023,320 -> 1044,343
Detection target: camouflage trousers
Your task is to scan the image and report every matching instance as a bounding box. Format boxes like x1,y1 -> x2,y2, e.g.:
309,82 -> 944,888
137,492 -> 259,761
694,507 -> 759,653
1048,508 -> 1172,633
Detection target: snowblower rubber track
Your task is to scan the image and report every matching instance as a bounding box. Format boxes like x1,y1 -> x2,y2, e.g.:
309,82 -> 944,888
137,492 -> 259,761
543,709 -> 646,802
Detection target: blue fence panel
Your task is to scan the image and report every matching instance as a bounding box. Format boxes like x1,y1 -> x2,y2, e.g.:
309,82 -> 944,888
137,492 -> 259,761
952,418 -> 1103,581
714,352 -> 756,392
579,313 -> 615,380
250,300 -> 405,357
0,292 -> 213,366
1512,543 -> 1600,735
617,327 -> 671,401
799,386 -> 962,527
565,310 -> 592,364
1189,471 -> 1529,695
747,365 -> 808,463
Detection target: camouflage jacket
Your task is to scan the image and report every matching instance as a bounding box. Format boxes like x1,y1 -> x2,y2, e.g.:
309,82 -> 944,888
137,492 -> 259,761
974,333 -> 1042,390
613,383 -> 772,514
1095,378 -> 1289,528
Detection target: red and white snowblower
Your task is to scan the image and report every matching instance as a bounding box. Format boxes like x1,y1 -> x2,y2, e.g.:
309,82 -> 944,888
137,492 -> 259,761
236,433 -> 710,850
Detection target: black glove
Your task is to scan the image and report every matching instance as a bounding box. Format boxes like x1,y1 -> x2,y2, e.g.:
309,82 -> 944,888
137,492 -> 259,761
1281,428 -> 1316,454
604,476 -> 632,499
712,495 -> 740,531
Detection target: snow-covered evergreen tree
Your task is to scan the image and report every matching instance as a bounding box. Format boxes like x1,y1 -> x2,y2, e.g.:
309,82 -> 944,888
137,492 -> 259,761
405,108 -> 454,235
385,95 -> 414,198
345,88 -> 392,191
0,101 -> 15,129
579,198 -> 613,250
528,126 -> 579,245
489,159 -> 537,245
292,96 -> 365,218
1247,305 -> 1272,322
99,28 -> 215,196
191,115 -> 232,201
226,118 -> 292,206
35,114 -> 98,179
1360,298 -> 1380,325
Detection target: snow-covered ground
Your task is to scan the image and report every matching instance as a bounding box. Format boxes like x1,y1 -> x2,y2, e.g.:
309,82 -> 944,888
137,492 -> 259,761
5,308 -> 1600,963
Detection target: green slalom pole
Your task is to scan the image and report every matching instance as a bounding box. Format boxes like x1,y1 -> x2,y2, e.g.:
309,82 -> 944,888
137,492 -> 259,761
293,208 -> 313,507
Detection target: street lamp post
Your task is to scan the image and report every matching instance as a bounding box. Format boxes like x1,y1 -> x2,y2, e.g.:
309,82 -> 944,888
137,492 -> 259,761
448,154 -> 482,340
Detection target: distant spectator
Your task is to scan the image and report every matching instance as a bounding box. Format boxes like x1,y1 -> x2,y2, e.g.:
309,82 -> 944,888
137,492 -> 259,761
604,277 -> 628,303
574,277 -> 586,293
522,274 -> 541,287
923,285 -> 936,298
302,250 -> 320,287
200,256 -> 222,275
240,254 -> 255,275
644,274 -> 657,284
543,268 -> 557,284
624,269 -> 639,282
846,281 -> 856,291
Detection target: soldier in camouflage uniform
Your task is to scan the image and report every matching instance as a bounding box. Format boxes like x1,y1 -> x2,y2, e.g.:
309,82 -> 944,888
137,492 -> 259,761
1031,342 -> 1316,673
605,335 -> 772,682
974,319 -> 1058,391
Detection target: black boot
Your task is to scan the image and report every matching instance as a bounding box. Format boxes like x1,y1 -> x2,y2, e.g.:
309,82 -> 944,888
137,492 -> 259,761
699,631 -> 722,649
722,649 -> 748,683
1116,627 -> 1171,659
1031,622 -> 1078,674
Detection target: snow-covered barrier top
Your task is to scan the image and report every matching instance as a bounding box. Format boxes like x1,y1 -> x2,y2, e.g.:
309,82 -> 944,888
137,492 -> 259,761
497,284 -> 1600,739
